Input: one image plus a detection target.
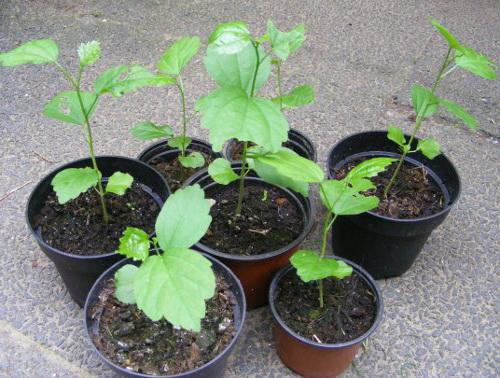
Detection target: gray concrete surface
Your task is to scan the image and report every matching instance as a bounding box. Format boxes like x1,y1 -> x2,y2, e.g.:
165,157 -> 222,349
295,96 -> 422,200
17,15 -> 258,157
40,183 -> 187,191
1,0 -> 499,377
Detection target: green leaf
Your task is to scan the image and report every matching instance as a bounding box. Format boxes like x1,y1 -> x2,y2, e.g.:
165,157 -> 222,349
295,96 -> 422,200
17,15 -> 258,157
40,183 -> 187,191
0,39 -> 59,66
118,227 -> 150,261
204,43 -> 271,95
455,47 -> 497,80
417,137 -> 441,159
51,167 -> 99,204
345,157 -> 396,183
157,36 -> 201,76
155,185 -> 213,250
178,151 -> 205,168
250,159 -> 310,196
208,158 -> 239,185
43,91 -> 97,126
208,21 -> 252,55
411,84 -> 439,118
387,125 -> 406,147
168,136 -> 192,150
437,97 -> 478,130
133,249 -> 215,331
267,21 -> 305,60
114,264 -> 138,304
272,84 -> 314,109
196,87 -> 289,152
131,121 -> 173,140
94,65 -> 128,95
290,250 -> 353,282
249,147 -> 324,183
105,171 -> 133,195
78,41 -> 101,67
429,18 -> 461,49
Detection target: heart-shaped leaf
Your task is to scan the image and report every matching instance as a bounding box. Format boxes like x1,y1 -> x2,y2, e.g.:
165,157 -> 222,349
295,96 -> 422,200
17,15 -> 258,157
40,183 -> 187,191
51,167 -> 99,204
208,158 -> 239,185
105,171 -> 133,195
290,250 -> 353,282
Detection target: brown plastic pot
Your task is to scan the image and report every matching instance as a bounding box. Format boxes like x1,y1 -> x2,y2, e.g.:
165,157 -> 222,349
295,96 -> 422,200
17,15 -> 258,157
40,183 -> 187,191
269,257 -> 383,378
183,163 -> 316,310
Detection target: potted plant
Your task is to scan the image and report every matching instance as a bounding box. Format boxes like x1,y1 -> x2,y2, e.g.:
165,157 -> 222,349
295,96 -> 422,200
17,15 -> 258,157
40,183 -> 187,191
269,158 -> 392,377
187,21 -> 325,309
85,185 -> 246,377
203,21 -> 317,162
133,36 -> 221,191
327,19 -> 497,278
0,39 -> 171,305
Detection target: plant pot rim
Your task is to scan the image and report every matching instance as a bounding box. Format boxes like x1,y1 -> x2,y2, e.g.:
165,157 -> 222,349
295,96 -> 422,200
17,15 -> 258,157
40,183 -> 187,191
84,253 -> 247,378
189,172 -> 316,262
25,155 -> 168,261
137,137 -> 215,163
268,256 -> 384,350
327,130 -> 462,224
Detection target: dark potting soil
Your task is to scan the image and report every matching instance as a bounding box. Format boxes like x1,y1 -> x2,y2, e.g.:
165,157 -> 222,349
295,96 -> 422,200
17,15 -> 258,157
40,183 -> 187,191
275,270 -> 377,344
91,275 -> 236,376
229,140 -> 297,160
151,149 -> 214,192
201,183 -> 304,256
34,183 -> 160,256
334,159 -> 445,219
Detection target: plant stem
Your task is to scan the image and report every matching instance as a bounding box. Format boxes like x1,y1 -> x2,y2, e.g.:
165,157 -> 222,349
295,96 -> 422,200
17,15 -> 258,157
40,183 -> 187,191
276,60 -> 283,110
317,211 -> 337,308
177,76 -> 187,157
383,47 -> 453,197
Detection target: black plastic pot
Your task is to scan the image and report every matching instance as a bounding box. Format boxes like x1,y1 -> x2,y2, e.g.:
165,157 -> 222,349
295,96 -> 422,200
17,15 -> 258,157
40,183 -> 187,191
327,131 -> 461,279
26,156 -> 170,306
269,257 -> 383,377
184,163 -> 316,309
84,254 -> 246,378
222,129 -> 317,162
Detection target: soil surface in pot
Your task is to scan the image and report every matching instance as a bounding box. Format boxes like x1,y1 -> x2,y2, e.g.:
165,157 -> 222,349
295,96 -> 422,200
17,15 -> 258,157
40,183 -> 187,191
334,159 -> 445,219
201,183 -> 303,256
151,148 -> 214,192
91,275 -> 236,376
35,183 -> 160,256
228,140 -> 299,160
275,269 -> 376,344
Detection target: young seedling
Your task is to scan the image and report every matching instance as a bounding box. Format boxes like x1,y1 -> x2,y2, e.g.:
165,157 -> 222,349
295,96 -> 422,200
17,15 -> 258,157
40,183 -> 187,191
384,18 -> 497,197
291,157 -> 395,308
114,184 -> 215,331
131,36 -> 205,169
0,39 -> 172,223
196,21 -> 322,216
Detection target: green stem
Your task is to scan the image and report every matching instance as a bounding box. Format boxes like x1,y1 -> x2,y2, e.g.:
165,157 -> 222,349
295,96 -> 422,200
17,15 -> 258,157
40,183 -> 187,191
383,47 -> 452,197
177,76 -> 188,157
318,211 -> 338,308
276,60 -> 283,110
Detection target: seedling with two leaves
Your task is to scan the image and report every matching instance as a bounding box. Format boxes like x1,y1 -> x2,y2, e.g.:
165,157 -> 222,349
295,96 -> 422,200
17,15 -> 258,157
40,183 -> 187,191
131,36 -> 206,169
0,39 -> 172,223
114,185 -> 215,332
291,157 -> 395,308
384,18 -> 497,196
196,21 -> 321,215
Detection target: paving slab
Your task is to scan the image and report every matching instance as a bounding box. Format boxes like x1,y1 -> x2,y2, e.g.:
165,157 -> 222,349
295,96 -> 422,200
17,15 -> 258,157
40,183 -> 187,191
0,1 -> 499,377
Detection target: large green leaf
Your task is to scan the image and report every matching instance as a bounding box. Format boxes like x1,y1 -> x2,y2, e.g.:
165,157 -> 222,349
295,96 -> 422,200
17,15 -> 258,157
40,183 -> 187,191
51,167 -> 99,204
250,158 -> 309,196
178,151 -> 205,168
208,21 -> 252,55
249,147 -> 324,183
105,171 -> 133,195
131,121 -> 174,140
455,47 -> 497,80
118,227 -> 150,262
412,84 -> 439,118
157,36 -> 201,76
133,249 -> 215,331
267,21 -> 305,60
208,158 -> 239,185
417,137 -> 441,159
290,250 -> 353,282
0,39 -> 59,66
437,97 -> 477,130
204,43 -> 271,95
196,87 -> 289,152
429,18 -> 461,49
271,84 -> 314,110
78,41 -> 101,67
155,185 -> 212,250
43,91 -> 97,125
114,264 -> 138,304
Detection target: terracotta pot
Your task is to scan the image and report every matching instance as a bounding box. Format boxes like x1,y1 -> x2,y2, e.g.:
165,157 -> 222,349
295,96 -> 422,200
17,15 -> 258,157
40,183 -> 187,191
184,163 -> 316,309
269,257 -> 384,377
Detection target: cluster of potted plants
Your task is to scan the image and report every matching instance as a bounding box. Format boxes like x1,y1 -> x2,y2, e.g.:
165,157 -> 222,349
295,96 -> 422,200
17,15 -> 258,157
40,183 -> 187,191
1,17 -> 495,377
